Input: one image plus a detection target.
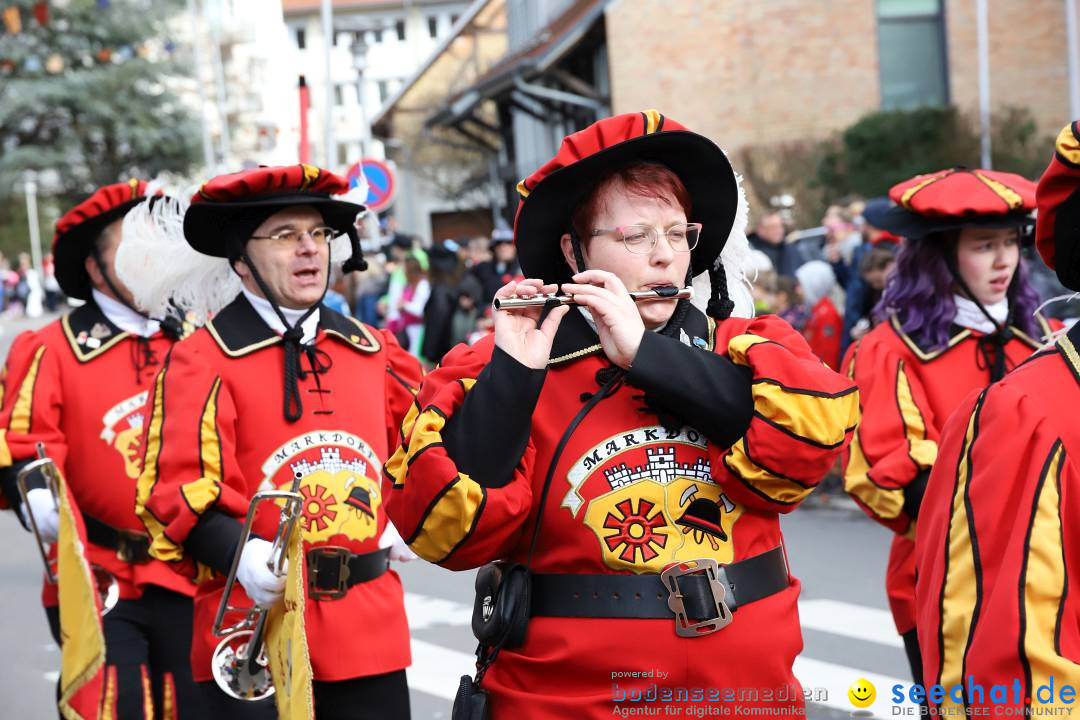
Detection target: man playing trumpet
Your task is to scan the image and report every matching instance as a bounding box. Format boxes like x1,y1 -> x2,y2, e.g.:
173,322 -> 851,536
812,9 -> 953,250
135,165 -> 421,719
0,182 -> 213,719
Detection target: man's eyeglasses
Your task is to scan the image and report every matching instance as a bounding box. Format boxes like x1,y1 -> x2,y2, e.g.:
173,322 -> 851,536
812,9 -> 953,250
250,226 -> 339,247
590,222 -> 702,254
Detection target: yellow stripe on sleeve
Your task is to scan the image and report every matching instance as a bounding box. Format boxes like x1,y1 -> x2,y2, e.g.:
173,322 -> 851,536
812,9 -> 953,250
1020,442 -> 1078,706
9,345 -> 45,434
937,396 -> 984,711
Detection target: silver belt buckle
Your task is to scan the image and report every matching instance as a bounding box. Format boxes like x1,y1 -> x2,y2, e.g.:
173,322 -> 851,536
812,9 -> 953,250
660,558 -> 733,637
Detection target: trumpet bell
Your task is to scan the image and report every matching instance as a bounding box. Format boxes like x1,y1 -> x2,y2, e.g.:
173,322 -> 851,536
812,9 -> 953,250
211,630 -> 275,701
93,566 -> 119,615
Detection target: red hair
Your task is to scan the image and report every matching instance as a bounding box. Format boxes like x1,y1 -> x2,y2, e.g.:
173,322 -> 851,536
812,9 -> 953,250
570,161 -> 692,239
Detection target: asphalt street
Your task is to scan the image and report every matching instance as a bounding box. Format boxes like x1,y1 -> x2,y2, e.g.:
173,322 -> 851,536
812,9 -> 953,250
0,310 -> 911,719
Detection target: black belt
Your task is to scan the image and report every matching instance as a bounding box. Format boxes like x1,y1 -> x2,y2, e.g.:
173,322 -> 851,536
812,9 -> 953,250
530,546 -> 789,637
82,513 -> 152,564
306,546 -> 390,600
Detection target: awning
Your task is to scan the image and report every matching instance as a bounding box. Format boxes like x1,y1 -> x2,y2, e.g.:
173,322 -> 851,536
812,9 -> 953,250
423,0 -> 607,131
370,0 -> 509,144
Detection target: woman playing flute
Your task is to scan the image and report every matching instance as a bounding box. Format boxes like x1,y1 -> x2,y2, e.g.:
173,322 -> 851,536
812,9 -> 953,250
385,111 -> 860,718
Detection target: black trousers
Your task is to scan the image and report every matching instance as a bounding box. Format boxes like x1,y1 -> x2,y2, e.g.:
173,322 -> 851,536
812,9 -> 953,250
198,668 -> 411,720
48,585 -> 204,719
902,627 -> 930,710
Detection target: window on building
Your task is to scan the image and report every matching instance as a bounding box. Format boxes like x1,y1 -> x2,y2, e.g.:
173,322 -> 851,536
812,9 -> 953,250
427,16 -> 438,38
395,19 -> 406,41
295,27 -> 306,49
450,13 -> 459,26
372,27 -> 383,43
337,143 -> 350,167
876,0 -> 948,110
334,84 -> 345,107
377,80 -> 389,104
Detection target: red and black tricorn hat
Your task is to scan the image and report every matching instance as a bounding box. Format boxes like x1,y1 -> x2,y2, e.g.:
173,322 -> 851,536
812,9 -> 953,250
53,178 -> 151,300
1036,121 -> 1080,289
184,164 -> 365,257
512,110 -> 738,282
863,167 -> 1036,241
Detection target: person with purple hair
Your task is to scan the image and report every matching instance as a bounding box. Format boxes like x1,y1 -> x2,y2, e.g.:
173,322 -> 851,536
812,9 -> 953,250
841,167 -> 1059,688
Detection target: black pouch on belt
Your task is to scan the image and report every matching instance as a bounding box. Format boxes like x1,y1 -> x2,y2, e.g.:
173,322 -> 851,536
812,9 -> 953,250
470,561 -> 531,649
452,674 -> 490,720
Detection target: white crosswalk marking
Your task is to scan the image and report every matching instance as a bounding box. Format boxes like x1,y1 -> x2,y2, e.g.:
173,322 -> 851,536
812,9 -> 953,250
409,639 -> 474,701
798,598 -> 905,648
403,591 -> 471,630
404,590 -> 920,717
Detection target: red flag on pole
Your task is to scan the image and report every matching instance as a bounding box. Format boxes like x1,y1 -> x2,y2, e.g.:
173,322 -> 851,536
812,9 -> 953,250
298,75 -> 310,164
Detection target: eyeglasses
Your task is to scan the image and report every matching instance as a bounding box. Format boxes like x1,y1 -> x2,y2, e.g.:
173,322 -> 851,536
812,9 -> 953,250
249,226 -> 339,247
590,222 -> 702,254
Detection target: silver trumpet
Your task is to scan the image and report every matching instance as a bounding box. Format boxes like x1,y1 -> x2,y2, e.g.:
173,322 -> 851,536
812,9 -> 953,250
210,473 -> 304,701
16,442 -> 119,614
493,285 -> 693,311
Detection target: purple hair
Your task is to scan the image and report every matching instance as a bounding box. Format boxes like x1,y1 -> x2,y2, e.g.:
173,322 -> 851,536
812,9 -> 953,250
873,232 -> 1042,350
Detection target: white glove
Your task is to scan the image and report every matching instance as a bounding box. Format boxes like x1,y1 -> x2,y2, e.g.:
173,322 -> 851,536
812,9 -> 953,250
379,521 -> 418,563
20,488 -> 59,545
236,538 -> 286,608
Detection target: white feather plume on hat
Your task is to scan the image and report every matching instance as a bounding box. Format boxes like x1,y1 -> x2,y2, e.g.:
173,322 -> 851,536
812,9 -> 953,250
691,170 -> 755,318
115,193 -> 243,323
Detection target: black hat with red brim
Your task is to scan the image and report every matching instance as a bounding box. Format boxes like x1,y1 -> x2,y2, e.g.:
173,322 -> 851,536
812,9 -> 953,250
1036,121 -> 1080,289
863,167 -> 1036,241
512,110 -> 738,282
184,164 -> 365,257
53,178 -> 152,300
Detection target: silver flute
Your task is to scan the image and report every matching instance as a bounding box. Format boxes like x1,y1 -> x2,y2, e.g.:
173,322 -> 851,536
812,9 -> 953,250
494,286 -> 693,310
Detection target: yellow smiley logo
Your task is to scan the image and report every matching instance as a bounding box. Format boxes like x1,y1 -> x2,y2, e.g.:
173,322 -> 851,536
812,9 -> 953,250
848,678 -> 876,708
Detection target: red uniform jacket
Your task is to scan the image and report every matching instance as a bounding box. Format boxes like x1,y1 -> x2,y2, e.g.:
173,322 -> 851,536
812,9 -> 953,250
136,295 -> 422,682
915,321 -> 1080,709
385,308 -> 859,718
803,297 -> 842,370
0,302 -> 197,605
843,315 -> 1055,634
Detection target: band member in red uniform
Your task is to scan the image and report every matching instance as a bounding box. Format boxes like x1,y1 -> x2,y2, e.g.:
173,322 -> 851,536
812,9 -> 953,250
912,123 -> 1080,711
135,165 -> 421,719
385,111 -> 859,718
842,167 -> 1055,687
0,181 -> 210,718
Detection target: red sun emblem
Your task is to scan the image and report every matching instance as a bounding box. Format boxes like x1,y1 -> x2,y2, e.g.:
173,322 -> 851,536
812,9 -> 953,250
602,498 -> 668,563
300,484 -> 338,532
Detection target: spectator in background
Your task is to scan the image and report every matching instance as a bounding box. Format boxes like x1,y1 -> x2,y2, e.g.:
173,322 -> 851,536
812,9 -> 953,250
386,253 -> 430,357
748,210 -> 806,277
322,266 -> 352,316
42,254 -> 61,312
773,275 -> 808,330
422,239 -> 484,365
848,245 -> 898,343
470,227 -> 521,302
748,249 -> 777,314
466,235 -> 492,269
354,251 -> 389,326
380,233 -> 415,329
841,198 -> 903,353
795,260 -> 842,369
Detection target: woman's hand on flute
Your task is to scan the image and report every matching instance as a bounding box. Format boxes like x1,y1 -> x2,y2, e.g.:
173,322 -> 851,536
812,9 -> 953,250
561,270 -> 645,370
493,279 -> 570,370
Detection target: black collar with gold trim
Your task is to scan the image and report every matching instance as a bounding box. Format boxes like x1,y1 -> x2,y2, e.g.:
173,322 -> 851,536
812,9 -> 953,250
889,314 -> 1050,363
1055,320 -> 1080,388
547,303 -> 717,367
207,293 -> 381,358
61,300 -> 130,363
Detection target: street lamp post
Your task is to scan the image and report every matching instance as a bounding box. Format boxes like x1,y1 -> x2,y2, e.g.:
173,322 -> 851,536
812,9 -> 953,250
23,175 -> 42,273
